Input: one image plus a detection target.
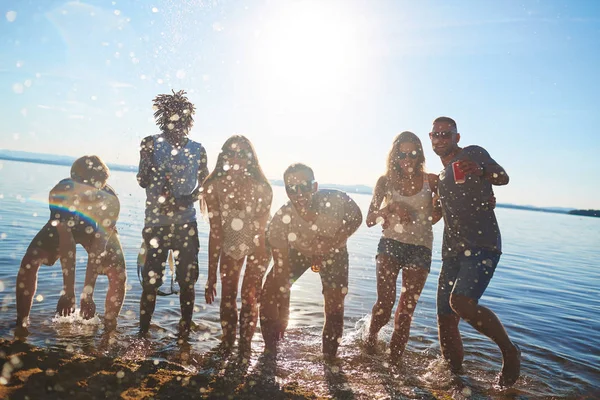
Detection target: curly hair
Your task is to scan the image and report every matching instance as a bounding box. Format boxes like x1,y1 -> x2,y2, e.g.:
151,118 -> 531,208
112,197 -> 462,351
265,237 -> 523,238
152,89 -> 196,134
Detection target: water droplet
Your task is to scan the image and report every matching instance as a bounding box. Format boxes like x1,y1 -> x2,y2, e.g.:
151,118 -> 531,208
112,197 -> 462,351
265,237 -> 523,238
6,11 -> 17,22
231,218 -> 244,231
12,83 -> 24,94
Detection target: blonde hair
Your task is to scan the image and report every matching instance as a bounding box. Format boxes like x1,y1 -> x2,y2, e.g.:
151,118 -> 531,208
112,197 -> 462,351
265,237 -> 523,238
201,135 -> 271,217
385,131 -> 425,178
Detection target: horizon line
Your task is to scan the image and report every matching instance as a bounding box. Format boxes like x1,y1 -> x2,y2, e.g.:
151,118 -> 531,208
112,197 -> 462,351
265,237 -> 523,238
0,150 -> 593,214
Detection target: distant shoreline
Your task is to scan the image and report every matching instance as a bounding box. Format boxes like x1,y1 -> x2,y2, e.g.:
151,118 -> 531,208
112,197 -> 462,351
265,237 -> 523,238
2,154 -> 598,217
0,154 -> 137,173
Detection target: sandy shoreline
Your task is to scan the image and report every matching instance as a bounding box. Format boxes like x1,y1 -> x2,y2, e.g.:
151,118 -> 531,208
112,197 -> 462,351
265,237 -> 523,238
0,338 -> 323,399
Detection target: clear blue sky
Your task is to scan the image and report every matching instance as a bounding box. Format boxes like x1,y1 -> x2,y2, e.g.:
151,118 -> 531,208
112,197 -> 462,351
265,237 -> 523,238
1,0 -> 599,209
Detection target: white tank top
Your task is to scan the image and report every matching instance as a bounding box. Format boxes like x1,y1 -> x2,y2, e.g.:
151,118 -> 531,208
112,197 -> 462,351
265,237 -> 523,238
381,175 -> 434,250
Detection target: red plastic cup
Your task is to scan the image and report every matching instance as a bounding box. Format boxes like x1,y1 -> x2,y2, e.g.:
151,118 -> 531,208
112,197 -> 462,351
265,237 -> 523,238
452,161 -> 466,184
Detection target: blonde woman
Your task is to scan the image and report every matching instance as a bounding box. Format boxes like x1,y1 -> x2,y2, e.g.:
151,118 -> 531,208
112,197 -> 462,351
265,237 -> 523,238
202,135 -> 272,359
365,131 -> 442,364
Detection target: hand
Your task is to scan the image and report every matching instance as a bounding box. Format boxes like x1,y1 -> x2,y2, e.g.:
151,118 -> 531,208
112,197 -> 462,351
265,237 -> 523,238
56,294 -> 76,317
389,203 -> 412,225
80,297 -> 97,320
377,207 -> 391,229
456,160 -> 484,177
205,275 -> 217,304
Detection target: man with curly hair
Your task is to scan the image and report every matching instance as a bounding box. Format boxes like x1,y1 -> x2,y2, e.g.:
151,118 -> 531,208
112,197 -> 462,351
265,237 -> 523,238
137,90 -> 209,337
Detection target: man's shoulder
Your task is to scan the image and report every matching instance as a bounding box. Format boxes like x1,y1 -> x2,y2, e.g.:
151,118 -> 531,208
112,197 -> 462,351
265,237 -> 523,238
51,178 -> 75,193
272,201 -> 293,218
186,138 -> 206,152
462,145 -> 489,155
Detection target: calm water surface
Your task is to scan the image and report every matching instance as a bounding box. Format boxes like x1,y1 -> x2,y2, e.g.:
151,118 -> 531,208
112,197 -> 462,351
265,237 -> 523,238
1,160 -> 599,399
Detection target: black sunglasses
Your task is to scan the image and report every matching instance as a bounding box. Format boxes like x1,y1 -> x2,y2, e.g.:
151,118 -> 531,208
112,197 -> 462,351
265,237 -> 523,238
397,151 -> 419,160
429,131 -> 455,140
285,180 -> 314,195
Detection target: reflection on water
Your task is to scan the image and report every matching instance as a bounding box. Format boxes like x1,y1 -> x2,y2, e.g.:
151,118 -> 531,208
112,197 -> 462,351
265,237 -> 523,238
1,160 -> 599,398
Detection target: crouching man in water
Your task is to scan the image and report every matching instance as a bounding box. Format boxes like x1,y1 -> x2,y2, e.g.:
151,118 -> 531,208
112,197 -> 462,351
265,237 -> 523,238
137,90 -> 209,338
16,155 -> 127,336
260,163 -> 362,359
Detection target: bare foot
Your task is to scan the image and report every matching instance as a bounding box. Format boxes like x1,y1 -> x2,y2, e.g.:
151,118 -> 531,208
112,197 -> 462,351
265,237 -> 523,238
389,350 -> 404,367
14,324 -> 30,339
364,334 -> 377,354
498,343 -> 521,388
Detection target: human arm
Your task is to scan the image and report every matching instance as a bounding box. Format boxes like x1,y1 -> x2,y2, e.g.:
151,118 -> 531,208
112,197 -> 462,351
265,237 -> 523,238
79,253 -> 99,319
203,182 -> 222,304
56,222 -> 77,316
137,136 -> 155,189
428,173 -> 443,225
49,184 -> 78,316
365,176 -> 389,227
315,194 -> 363,253
253,183 -> 273,254
196,146 -> 209,198
271,245 -> 292,339
456,146 -> 509,186
79,188 -> 120,319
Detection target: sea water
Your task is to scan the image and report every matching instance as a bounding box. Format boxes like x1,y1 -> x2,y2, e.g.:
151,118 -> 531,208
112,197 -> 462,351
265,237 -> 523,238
1,160 -> 599,398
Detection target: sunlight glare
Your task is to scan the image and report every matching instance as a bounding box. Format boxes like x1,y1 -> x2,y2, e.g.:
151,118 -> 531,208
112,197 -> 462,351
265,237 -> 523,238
253,1 -> 364,111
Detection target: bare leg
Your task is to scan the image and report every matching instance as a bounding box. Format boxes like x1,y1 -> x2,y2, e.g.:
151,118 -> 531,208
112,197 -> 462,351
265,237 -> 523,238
219,254 -> 244,348
450,294 -> 520,386
140,286 -> 158,335
104,265 -> 126,331
178,285 -> 195,337
139,228 -> 168,336
367,255 -> 400,348
438,313 -> 464,372
322,288 -> 346,358
389,267 -> 428,364
16,252 -> 45,331
238,253 -> 268,358
259,269 -> 280,353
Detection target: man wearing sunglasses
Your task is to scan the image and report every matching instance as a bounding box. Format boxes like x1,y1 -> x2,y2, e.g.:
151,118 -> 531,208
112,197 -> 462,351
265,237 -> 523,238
260,163 -> 362,359
430,116 -> 520,387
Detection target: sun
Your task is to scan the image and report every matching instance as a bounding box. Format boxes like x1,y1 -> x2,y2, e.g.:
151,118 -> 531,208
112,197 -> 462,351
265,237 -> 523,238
252,1 -> 365,111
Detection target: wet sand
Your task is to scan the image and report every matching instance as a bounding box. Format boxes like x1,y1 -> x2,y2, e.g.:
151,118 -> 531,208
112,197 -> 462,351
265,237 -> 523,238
0,339 -> 322,399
